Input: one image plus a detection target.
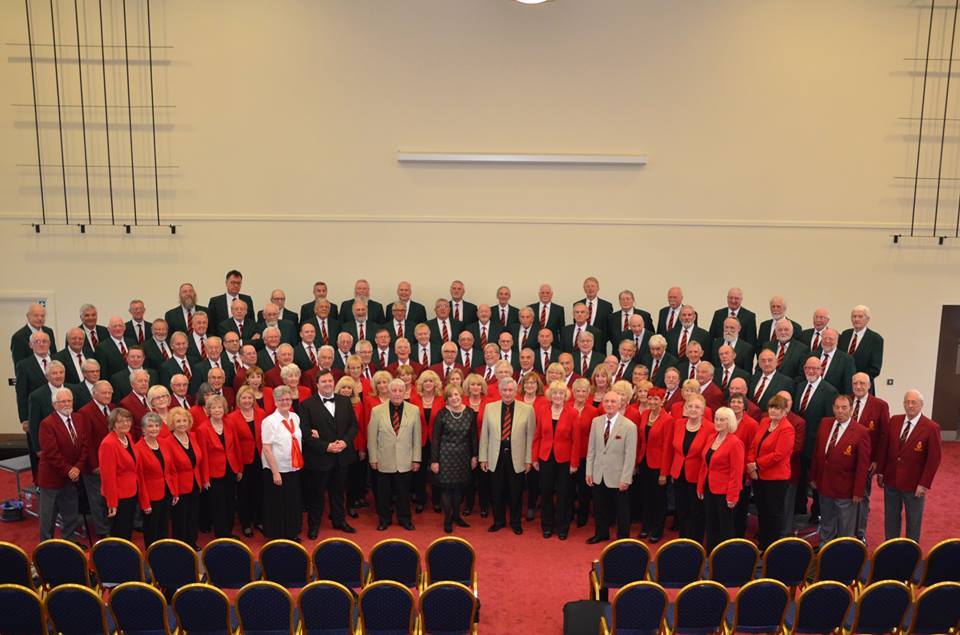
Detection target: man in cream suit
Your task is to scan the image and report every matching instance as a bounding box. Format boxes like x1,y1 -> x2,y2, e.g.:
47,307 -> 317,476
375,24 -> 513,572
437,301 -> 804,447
367,379 -> 421,531
479,378 -> 535,535
585,391 -> 638,543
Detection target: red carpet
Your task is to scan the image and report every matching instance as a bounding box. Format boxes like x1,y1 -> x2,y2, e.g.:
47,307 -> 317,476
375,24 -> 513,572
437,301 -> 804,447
2,442 -> 958,634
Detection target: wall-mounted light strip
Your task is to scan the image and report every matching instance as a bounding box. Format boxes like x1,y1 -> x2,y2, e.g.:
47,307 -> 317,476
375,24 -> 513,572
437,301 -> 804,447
396,151 -> 647,166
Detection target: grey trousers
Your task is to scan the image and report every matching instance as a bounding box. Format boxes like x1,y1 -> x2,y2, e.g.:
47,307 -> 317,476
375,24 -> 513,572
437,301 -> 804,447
857,473 -> 873,540
39,484 -> 80,541
783,481 -> 798,535
883,486 -> 926,542
81,472 -> 111,536
818,495 -> 858,542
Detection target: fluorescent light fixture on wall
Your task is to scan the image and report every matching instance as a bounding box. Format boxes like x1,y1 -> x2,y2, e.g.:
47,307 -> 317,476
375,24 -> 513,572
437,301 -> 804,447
515,0 -> 554,4
396,152 -> 647,166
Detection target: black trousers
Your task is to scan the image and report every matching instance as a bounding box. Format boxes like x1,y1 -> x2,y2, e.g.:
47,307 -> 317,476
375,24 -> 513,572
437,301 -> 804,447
795,461 -> 820,515
755,479 -> 789,551
676,476 -> 705,543
171,488 -> 199,548
733,479 -> 751,538
262,469 -> 302,540
237,457 -> 263,529
142,494 -> 171,548
376,471 -> 412,525
592,484 -> 631,539
412,445 -> 441,508
347,457 -> 369,504
306,465 -> 348,529
490,450 -> 523,528
704,490 -> 735,553
441,485 -> 465,527
464,466 -> 490,513
539,456 -> 571,532
575,458 -> 592,523
110,496 -> 137,540
525,467 -> 540,513
209,470 -> 237,537
639,463 -> 667,538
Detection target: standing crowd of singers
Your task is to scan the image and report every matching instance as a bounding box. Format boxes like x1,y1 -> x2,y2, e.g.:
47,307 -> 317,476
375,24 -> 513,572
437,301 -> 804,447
13,272 -> 943,549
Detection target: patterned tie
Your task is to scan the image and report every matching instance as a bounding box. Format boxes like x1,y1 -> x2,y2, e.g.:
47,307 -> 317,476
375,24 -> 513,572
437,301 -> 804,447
76,353 -> 83,368
587,300 -> 593,323
485,366 -> 493,382
119,340 -> 128,360
500,307 -> 507,326
798,383 -> 813,414
848,333 -> 858,355
689,365 -> 696,380
821,354 -> 830,374
574,326 -> 582,348
623,313 -> 629,331
90,329 -> 99,348
811,331 -> 821,351
776,342 -> 785,368
900,420 -> 912,445
272,350 -> 278,366
582,355 -> 589,376
102,405 -> 109,417
852,398 -> 862,422
391,407 -> 402,434
441,321 -> 450,343
651,358 -> 660,378
453,303 -> 461,322
480,326 -> 487,348
308,346 -> 317,367
358,323 -> 365,341
603,418 -> 612,444
827,422 -> 842,453
500,405 -> 512,441
721,368 -> 730,390
520,329 -> 528,350
187,310 -> 193,334
616,363 -> 625,381
444,366 -> 451,379
181,359 -> 192,380
421,348 -> 429,366
394,321 -> 402,339
543,351 -> 549,370
65,416 -> 77,444
199,336 -> 206,359
540,305 -> 547,326
321,321 -> 329,345
136,323 -> 144,344
464,351 -> 471,368
380,352 -> 386,367
41,357 -> 47,371
753,376 -> 767,402
667,309 -> 675,332
678,329 -> 688,358
160,343 -> 169,361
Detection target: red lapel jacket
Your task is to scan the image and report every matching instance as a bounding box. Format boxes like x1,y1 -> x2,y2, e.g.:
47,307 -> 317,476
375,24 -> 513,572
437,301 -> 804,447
532,403 -> 581,464
134,437 -> 178,509
697,433 -> 745,504
99,432 -> 138,508
37,411 -> 89,489
811,418 -> 870,499
853,395 -> 890,464
748,418 -> 795,482
665,420 -> 714,482
573,403 -> 599,463
225,406 -> 266,465
877,415 -> 942,492
118,393 -> 150,441
163,432 -> 205,494
638,409 -> 674,470
196,419 -> 242,481
77,400 -> 114,471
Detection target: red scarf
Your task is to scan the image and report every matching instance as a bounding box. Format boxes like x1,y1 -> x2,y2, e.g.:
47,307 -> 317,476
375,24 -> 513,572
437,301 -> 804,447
281,417 -> 303,469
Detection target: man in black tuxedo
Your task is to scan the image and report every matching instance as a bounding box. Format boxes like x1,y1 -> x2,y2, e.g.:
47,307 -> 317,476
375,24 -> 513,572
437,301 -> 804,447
508,307 -> 538,353
207,269 -> 255,331
255,303 -> 298,346
413,324 -> 441,368
710,316 -> 755,372
760,319 -> 810,381
124,299 -> 153,345
656,286 -> 687,335
341,299 -> 379,347
96,316 -> 137,379
561,303 -> 604,354
577,276 -> 614,350
494,286 -> 520,328
303,299 -> 341,349
142,319 -> 173,371
449,280 -> 478,325
386,302 -> 417,344
800,307 -> 831,351
340,279 -> 386,325
300,369 -> 359,538
394,281 -> 428,324
533,329 -> 560,374
257,289 -> 299,327
814,328 -> 856,395
428,299 -> 462,346
79,303 -> 110,356
72,358 -> 100,409
707,287 -> 758,345
110,347 -> 159,400
714,345 -> 751,395
10,303 -> 57,366
748,349 -> 795,411
530,283 -> 565,341
573,331 -> 605,379
300,281 -> 340,323
793,356 -> 839,518
756,296 -> 803,344
666,306 -> 711,359
466,304 -> 502,351
837,305 -> 884,387
164,282 -> 208,338
55,328 -> 90,385
608,290 -> 654,347
646,334 -> 678,387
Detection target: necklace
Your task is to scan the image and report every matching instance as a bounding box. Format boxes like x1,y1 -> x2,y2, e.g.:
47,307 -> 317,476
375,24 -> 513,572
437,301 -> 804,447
448,408 -> 465,419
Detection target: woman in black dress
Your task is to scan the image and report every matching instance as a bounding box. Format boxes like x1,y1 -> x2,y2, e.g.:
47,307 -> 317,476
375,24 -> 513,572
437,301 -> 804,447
431,384 -> 478,533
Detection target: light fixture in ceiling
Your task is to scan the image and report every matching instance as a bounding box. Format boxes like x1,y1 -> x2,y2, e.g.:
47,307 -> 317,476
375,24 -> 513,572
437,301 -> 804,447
514,0 -> 553,4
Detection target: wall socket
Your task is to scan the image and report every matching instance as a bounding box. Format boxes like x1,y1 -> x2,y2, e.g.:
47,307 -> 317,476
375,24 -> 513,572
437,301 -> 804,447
886,378 -> 894,386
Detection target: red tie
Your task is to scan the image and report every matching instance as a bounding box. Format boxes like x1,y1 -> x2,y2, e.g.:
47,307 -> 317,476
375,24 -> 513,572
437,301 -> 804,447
623,313 -> 629,331
543,351 -> 549,370
678,329 -> 688,358
464,351 -> 471,368
852,398 -> 862,422
848,333 -> 858,355
721,369 -> 730,390
603,419 -> 612,444
651,358 -> 660,378
136,323 -> 144,344
776,343 -> 785,368
485,367 -> 493,381
753,376 -> 767,402
540,305 -> 547,326
689,365 -> 696,380
160,343 -> 169,360
41,357 -> 48,371
358,323 -> 365,341
453,303 -> 461,322
587,300 -> 593,323
65,416 -> 77,444
574,326 -> 582,348
501,406 -> 512,441
119,340 -> 128,361
181,359 -> 192,380
798,383 -> 813,414
316,322 -> 326,345
821,354 -> 830,374
308,346 -> 317,367
391,407 -> 402,434
582,356 -> 589,376
76,353 -> 83,368
667,310 -> 675,332
380,352 -> 386,367
827,422 -> 842,453
616,363 -> 625,381
90,330 -> 99,348
441,321 -> 449,343
397,322 -> 404,339
187,310 -> 194,334
480,326 -> 487,348
811,332 -> 821,351
199,336 -> 206,359
421,348 -> 429,366
282,418 -> 304,468
520,329 -> 528,350
234,355 -> 242,372
500,308 -> 507,326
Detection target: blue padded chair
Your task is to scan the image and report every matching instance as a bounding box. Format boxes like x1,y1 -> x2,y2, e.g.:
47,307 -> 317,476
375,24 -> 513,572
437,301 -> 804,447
845,580 -> 911,635
260,539 -> 310,587
146,539 -> 201,596
915,538 -> 960,587
91,537 -> 146,589
784,580 -> 853,635
33,539 -> 92,591
707,538 -> 759,588
108,581 -> 174,635
44,583 -> 115,635
725,578 -> 789,635
358,580 -> 416,635
665,580 -> 728,635
589,538 -> 651,602
172,583 -> 237,635
424,536 -> 478,593
298,580 -> 356,635
419,581 -> 477,635
813,538 -> 866,586
0,584 -> 46,635
368,539 -> 421,590
201,537 -> 259,589
906,581 -> 960,634
235,580 -> 296,635
600,581 -> 667,635
652,539 -> 705,589
0,541 -> 36,590
761,537 -> 813,595
312,537 -> 368,590
862,538 -> 921,587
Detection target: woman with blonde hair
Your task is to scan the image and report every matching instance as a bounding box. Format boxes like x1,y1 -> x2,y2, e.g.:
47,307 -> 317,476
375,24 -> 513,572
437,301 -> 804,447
336,375 -> 369,514
670,378 -> 714,421
344,354 -> 370,397
396,364 -> 417,401
570,377 -> 598,527
197,393 -> 242,537
697,406 -> 744,551
147,385 -> 172,438
533,380 -> 580,540
241,365 -> 268,409
431,384 -> 478,533
664,393 -> 712,543
519,371 -> 546,409
462,373 -> 489,517
165,406 -> 204,549
225,384 -> 266,536
590,366 -> 613,408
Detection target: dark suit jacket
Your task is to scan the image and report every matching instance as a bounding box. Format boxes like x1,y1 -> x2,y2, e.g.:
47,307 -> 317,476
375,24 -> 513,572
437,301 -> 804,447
110,367 -> 159,400
813,348 -> 856,395
217,317 -> 258,343
192,358 -> 235,391
713,364 -> 751,393
449,300 -> 477,326
757,318 -> 803,345
465,321 -> 503,349
81,325 -> 111,356
256,307 -> 300,327
95,337 -> 137,379
657,305 -> 697,335
457,348 -> 483,370
748,371 -> 795,411
302,317 -> 342,347
493,304 -> 520,327
427,318 -> 463,346
412,343 -> 442,367
300,300 -> 340,323
10,325 -> 58,366
675,360 -> 705,382
253,319 -> 299,347
666,326 -> 711,358
341,321 -> 379,347
710,338 -> 755,372
372,347 -> 397,368
529,303 -> 565,341
572,351 -> 605,377
649,353 -> 680,387
299,394 -> 359,470
396,301 -> 428,324
124,320 -> 153,344
618,329 -> 654,365
560,324 -> 603,354
506,324 -> 538,353
760,340 -> 811,381
576,297 -> 614,342
794,380 -> 839,458
53,348 -> 87,385
532,347 -> 561,373
142,338 -> 172,371
256,348 -> 280,372
16,356 -> 50,420
340,298 -> 385,325
385,319 -> 418,344
163,304 -> 209,338
608,310 -> 655,345
708,307 -> 758,345
837,328 -> 884,380
159,356 -> 200,394
73,380 -> 94,409
206,293 -> 255,331
28,383 -> 78,454
293,343 -> 321,372
799,328 -> 827,350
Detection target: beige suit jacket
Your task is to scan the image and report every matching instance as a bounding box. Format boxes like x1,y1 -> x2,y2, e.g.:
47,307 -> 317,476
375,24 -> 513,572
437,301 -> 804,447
478,400 -> 534,473
586,413 -> 637,488
367,401 -> 422,473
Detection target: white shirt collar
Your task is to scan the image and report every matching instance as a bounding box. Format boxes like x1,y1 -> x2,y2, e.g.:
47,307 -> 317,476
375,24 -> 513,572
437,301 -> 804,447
853,327 -> 868,337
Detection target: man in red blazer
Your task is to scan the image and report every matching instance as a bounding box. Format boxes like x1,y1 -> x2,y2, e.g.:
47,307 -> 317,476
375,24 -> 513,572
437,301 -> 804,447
118,369 -> 152,441
207,368 -> 237,410
76,379 -> 115,537
849,372 -> 890,541
37,388 -> 88,543
695,364 -> 725,412
428,342 -> 465,383
386,338 -> 424,377
877,389 -> 942,542
810,394 -> 871,542
264,344 -> 296,388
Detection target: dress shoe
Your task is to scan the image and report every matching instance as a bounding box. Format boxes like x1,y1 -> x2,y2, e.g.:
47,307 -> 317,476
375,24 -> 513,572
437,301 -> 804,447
453,518 -> 470,528
334,522 -> 357,534
401,521 -> 415,531
290,536 -> 302,543
586,535 -> 608,544
512,525 -> 523,535
377,522 -> 389,531
639,531 -> 649,539
480,509 -> 489,518
415,504 -> 424,513
347,509 -> 359,519
488,523 -> 504,533
649,535 -> 661,543
525,509 -> 536,521
242,527 -> 253,538
307,528 -> 319,540
462,507 -> 473,517
444,524 -> 453,534
576,517 -> 588,528
433,504 -> 442,513
542,530 -> 552,539
809,514 -> 821,525
558,531 -> 568,540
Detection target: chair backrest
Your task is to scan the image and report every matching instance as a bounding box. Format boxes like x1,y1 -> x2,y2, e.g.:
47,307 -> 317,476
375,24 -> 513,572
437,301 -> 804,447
611,581 -> 667,635
814,537 -> 866,585
172,583 -> 233,634
730,578 -> 789,635
419,582 -> 477,635
146,539 -> 200,593
792,581 -> 853,635
91,537 -> 145,587
708,538 -> 759,588
424,537 -> 476,587
918,538 -> 960,587
359,580 -> 416,634
108,581 -> 172,635
908,581 -> 960,635
201,537 -> 257,588
673,580 -> 728,634
597,539 -> 651,590
260,539 -> 310,587
298,580 -> 356,635
312,538 -> 366,589
33,539 -> 91,590
0,583 -> 46,635
653,539 -> 705,588
44,583 -> 111,635
0,541 -> 34,589
865,538 -> 921,585
848,581 -> 911,635
761,537 -> 813,588
236,580 -> 294,635
369,539 -> 421,589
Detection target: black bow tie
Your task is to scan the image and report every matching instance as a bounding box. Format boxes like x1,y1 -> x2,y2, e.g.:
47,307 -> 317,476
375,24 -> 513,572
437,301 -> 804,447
322,397 -> 335,404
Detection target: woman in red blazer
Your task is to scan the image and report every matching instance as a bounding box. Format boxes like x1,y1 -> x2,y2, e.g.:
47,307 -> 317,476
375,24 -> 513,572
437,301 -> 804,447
728,394 -> 760,539
570,378 -> 598,528
336,375 -> 368,517
697,407 -> 746,552
164,406 -> 204,549
134,412 -> 178,547
745,394 -> 796,551
533,380 -> 581,540
638,388 -> 674,542
663,393 -> 713,543
226,385 -> 266,537
412,370 -> 445,513
99,407 -> 139,540
197,394 -> 243,538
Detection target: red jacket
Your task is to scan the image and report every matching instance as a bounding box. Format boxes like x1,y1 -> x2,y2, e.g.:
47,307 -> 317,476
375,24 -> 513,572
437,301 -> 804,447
573,403 -> 599,463
701,383 -> 725,412
532,402 -> 581,464
411,394 -> 445,445
118,393 -> 150,442
37,412 -> 89,489
877,415 -> 942,492
196,419 -> 243,481
748,419 -> 795,482
663,388 -> 684,413
853,395 -> 890,464
810,418 -> 871,499
134,438 -> 178,509
697,433 -> 745,504
262,385 -> 311,414
386,361 -> 424,377
785,412 -> 805,483
224,407 -> 266,465
734,415 -> 759,477
301,366 -> 344,392
77,401 -> 113,471
428,363 -> 466,383
638,409 -> 674,470
99,432 -> 138,507
624,403 -> 642,426
351,400 -> 367,452
163,432 -> 205,494
665,419 -> 714,482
